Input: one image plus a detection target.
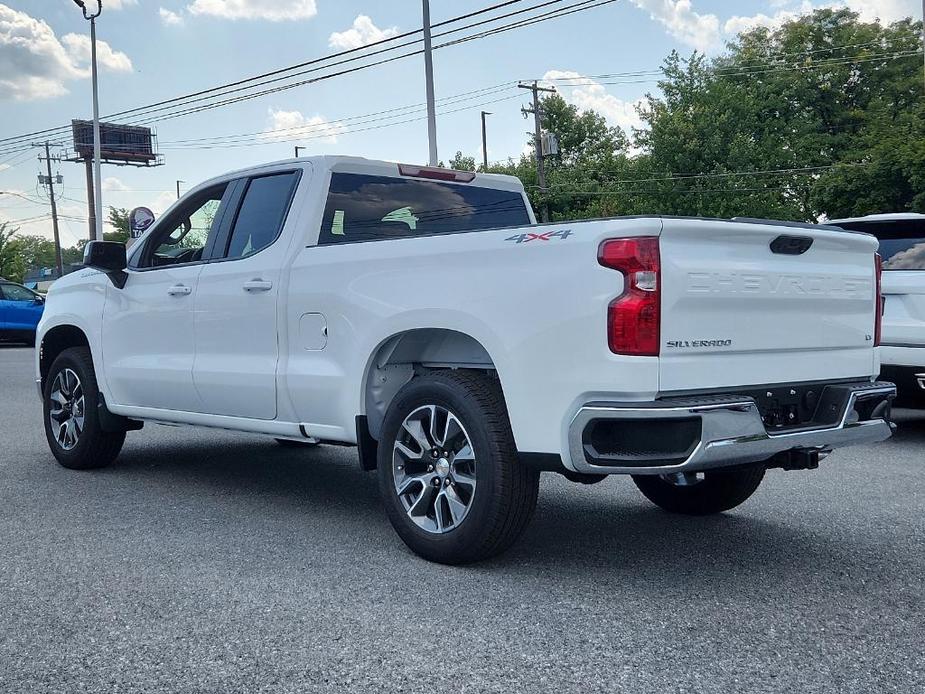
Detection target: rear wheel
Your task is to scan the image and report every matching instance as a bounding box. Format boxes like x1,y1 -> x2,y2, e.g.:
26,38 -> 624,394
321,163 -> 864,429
43,347 -> 125,470
632,465 -> 765,515
378,370 -> 539,564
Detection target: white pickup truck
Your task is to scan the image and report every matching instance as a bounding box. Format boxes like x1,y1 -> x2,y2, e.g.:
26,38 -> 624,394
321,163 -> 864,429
36,156 -> 895,564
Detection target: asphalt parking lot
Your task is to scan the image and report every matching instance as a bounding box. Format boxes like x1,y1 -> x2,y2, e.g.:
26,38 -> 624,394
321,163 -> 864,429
0,345 -> 922,693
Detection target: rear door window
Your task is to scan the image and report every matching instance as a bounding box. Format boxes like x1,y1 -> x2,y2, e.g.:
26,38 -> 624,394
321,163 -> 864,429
223,172 -> 300,260
319,173 -> 531,245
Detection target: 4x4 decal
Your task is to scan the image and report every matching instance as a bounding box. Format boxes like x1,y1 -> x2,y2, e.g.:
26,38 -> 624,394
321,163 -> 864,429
505,229 -> 572,244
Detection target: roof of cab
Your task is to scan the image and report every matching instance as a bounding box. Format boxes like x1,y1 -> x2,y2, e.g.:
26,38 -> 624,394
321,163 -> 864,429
196,155 -> 526,194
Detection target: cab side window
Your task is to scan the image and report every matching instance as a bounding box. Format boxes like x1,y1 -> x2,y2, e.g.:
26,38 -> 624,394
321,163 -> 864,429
135,183 -> 229,269
223,172 -> 299,260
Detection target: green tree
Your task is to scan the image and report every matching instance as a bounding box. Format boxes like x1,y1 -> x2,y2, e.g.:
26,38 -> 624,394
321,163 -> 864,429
9,234 -> 57,272
105,206 -> 131,243
447,151 -> 476,172
637,9 -> 924,220
0,223 -> 25,282
450,9 -> 923,222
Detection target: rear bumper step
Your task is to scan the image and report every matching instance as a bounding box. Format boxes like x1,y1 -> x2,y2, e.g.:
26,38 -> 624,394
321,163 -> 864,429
567,382 -> 895,475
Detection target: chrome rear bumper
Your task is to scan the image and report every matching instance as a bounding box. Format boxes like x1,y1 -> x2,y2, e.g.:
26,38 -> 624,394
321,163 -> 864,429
568,382 -> 895,475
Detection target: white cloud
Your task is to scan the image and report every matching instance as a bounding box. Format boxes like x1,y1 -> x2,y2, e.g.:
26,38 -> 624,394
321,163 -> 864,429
263,108 -> 346,145
0,5 -> 132,101
102,177 -> 129,192
630,0 -> 721,51
105,0 -> 138,9
0,164 -> 9,173
60,33 -> 133,73
152,191 -> 178,215
159,8 -> 185,26
543,70 -> 646,135
838,0 -> 917,22
328,15 -> 399,50
724,1 -> 918,35
187,0 -> 317,21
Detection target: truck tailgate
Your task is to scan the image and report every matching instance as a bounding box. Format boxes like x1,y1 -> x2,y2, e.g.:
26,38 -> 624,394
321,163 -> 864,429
658,219 -> 879,392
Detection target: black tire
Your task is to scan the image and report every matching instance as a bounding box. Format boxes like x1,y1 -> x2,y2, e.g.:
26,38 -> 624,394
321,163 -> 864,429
377,370 -> 539,565
274,438 -> 319,448
43,346 -> 125,470
632,464 -> 765,515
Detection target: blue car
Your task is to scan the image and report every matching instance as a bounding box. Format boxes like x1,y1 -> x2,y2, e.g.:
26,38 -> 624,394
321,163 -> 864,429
0,280 -> 45,346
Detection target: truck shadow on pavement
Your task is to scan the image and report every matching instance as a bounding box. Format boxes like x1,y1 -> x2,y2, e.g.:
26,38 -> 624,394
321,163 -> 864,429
104,434 -> 907,586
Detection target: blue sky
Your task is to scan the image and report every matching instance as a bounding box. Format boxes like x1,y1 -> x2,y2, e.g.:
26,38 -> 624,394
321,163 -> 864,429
0,0 -> 919,245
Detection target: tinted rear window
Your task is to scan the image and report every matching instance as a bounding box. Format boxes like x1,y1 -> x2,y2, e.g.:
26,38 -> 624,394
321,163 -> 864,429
319,173 -> 530,245
834,219 -> 925,270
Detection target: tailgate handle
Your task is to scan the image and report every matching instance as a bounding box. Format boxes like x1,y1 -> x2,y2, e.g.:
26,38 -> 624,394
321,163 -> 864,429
770,235 -> 813,255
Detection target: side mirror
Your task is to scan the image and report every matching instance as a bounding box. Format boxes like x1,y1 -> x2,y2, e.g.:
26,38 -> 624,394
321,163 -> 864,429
34,295 -> 45,304
84,240 -> 128,289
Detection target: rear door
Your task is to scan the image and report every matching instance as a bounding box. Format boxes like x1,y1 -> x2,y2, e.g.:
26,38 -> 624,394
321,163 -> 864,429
192,169 -> 303,420
658,218 -> 879,392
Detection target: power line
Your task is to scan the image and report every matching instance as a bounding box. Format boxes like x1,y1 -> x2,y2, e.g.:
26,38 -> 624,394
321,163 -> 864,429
114,0 -> 609,131
0,0 -> 581,149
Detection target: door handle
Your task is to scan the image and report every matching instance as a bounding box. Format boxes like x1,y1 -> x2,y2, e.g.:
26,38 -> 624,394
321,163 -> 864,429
167,284 -> 192,296
243,279 -> 273,292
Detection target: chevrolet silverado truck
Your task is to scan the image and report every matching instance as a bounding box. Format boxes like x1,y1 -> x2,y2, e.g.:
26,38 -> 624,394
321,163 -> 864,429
829,213 -> 925,406
36,156 -> 895,564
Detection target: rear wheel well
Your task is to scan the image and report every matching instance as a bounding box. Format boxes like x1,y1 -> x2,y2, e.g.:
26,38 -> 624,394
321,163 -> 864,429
40,325 -> 90,392
363,329 -> 498,443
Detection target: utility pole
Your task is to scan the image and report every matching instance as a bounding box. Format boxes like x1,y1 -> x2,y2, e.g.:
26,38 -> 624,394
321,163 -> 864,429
422,0 -> 438,166
176,180 -> 185,200
74,0 -> 104,240
39,142 -> 64,278
294,146 -> 306,158
519,81 -> 556,223
84,159 -> 97,240
480,111 -> 491,170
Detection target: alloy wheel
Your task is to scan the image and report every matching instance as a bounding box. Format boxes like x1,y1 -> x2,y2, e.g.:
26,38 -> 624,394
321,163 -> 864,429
392,404 -> 477,534
48,368 -> 85,451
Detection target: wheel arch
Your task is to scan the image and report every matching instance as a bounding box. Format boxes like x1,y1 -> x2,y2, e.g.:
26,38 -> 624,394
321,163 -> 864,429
39,324 -> 91,393
361,328 -> 499,442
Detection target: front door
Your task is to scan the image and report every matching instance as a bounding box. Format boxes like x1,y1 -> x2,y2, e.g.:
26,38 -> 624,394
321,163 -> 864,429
102,182 -> 232,412
193,170 -> 302,420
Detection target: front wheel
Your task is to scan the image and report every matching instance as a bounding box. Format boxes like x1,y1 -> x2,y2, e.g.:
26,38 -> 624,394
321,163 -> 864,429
43,347 -> 125,470
378,370 -> 539,564
632,464 -> 765,515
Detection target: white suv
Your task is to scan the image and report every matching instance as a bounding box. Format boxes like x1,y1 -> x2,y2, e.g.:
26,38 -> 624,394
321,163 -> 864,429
830,213 -> 925,406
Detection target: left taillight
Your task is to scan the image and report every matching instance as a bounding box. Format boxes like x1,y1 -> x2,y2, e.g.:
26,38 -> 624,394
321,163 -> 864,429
875,252 -> 883,347
598,237 -> 660,356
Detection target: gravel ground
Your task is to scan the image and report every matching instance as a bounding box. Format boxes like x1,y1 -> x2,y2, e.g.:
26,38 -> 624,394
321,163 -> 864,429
0,344 -> 922,693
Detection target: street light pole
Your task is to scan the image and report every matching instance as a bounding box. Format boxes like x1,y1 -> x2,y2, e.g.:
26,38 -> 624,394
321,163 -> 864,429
176,180 -> 185,200
422,0 -> 438,166
480,111 -> 491,171
295,146 -> 306,158
74,0 -> 104,241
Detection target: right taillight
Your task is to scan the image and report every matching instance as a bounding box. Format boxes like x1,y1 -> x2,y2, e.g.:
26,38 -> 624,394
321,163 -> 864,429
875,253 -> 883,347
598,237 -> 660,356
